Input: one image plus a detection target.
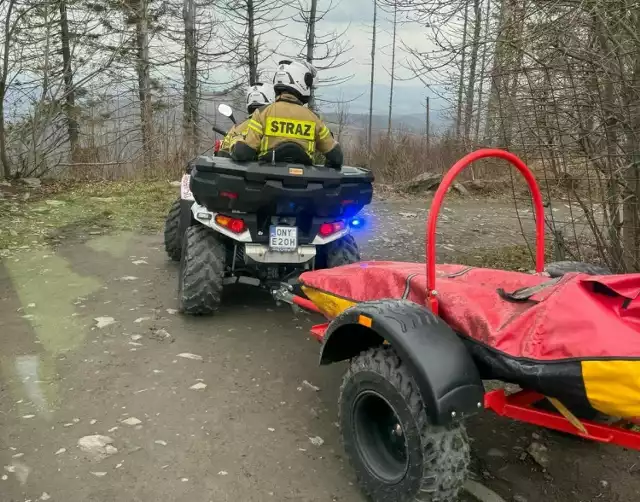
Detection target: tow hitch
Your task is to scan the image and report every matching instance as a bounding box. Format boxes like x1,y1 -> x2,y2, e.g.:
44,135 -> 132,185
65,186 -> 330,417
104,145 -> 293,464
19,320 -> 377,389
271,283 -> 322,315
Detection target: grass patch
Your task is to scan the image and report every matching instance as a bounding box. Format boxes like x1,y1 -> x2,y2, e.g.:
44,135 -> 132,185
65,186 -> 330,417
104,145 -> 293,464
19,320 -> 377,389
0,180 -> 178,252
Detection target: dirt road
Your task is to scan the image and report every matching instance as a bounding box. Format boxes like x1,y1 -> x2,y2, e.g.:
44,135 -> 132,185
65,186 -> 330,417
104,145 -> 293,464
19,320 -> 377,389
1,197 -> 638,502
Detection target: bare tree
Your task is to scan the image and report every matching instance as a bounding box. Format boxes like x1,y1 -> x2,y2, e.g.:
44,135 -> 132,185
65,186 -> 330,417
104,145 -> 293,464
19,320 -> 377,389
223,0 -> 284,84
279,0 -> 353,110
473,0 -> 491,143
462,0 -> 481,143
183,0 -> 198,153
379,0 -> 399,136
368,0 -> 377,153
483,0 -> 525,145
100,0 -> 168,168
59,0 -> 79,160
334,96 -> 350,144
135,0 -> 153,167
0,0 -> 18,178
455,0 -> 469,138
399,0 -> 479,138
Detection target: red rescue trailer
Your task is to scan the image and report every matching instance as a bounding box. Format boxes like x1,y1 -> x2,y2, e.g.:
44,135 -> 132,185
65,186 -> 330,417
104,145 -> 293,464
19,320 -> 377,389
281,149 -> 640,502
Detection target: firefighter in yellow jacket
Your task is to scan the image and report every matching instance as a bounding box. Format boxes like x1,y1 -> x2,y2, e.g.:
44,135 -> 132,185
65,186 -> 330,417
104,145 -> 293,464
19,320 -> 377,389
231,60 -> 344,169
218,83 -> 275,156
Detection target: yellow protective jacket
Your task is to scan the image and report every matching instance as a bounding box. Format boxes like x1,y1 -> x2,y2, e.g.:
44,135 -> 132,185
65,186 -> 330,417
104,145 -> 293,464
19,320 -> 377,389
219,118 -> 252,154
233,93 -> 337,162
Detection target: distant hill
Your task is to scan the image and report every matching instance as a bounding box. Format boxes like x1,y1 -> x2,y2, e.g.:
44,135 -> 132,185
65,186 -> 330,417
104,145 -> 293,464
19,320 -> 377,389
316,83 -> 451,133
322,112 -> 446,135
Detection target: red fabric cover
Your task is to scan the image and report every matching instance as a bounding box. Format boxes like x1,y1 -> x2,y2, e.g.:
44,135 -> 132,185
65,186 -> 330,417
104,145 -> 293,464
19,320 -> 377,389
299,262 -> 640,361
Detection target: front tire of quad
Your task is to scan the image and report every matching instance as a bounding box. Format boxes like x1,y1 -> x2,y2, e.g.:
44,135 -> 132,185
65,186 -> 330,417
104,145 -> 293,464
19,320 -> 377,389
164,198 -> 182,262
179,225 -> 225,315
339,347 -> 470,502
323,234 -> 361,268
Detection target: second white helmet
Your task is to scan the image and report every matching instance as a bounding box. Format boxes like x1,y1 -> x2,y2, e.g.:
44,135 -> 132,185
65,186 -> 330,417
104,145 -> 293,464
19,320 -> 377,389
246,83 -> 275,113
273,60 -> 317,102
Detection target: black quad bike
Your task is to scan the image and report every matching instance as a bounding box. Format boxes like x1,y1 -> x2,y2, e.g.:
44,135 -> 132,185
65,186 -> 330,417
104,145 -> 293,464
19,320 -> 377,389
173,106 -> 374,315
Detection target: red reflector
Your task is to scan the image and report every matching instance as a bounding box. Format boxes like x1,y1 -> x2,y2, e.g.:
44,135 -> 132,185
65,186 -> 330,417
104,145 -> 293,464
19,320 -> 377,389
220,191 -> 238,199
342,199 -> 354,205
229,219 -> 245,233
319,221 -> 345,237
214,139 -> 222,152
215,214 -> 246,234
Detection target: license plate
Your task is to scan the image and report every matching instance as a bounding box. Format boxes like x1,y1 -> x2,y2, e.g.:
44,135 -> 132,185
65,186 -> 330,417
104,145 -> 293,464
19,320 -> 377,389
269,226 -> 298,252
180,174 -> 194,201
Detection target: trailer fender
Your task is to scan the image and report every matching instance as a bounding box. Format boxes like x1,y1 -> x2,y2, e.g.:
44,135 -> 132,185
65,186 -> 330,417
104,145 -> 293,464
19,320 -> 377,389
320,300 -> 484,425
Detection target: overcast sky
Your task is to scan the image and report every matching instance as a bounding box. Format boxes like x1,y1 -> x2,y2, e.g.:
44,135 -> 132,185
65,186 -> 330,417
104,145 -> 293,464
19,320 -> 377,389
251,0 -> 443,115
262,0 -> 428,87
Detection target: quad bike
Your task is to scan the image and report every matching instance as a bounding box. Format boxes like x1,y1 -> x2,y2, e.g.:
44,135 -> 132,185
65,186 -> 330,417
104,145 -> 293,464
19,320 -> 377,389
176,106 -> 374,315
163,108 -> 231,262
275,149 -> 640,502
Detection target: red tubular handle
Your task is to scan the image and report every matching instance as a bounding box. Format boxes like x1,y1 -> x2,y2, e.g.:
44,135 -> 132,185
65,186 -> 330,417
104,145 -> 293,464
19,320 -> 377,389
426,149 -> 545,310
292,295 -> 323,315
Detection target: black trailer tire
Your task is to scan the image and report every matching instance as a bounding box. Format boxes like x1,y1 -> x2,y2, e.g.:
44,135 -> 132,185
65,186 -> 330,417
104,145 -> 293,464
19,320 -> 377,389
339,346 -> 470,502
545,261 -> 611,278
325,234 -> 361,268
164,198 -> 183,262
179,225 -> 225,315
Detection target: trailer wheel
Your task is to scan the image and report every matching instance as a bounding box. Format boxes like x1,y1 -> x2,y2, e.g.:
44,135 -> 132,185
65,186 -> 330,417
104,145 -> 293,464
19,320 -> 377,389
339,346 -> 470,502
164,197 -> 183,262
321,234 -> 360,269
179,225 -> 225,315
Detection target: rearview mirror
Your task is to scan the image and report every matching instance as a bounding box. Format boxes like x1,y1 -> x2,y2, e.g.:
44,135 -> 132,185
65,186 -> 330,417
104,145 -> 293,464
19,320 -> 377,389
218,103 -> 236,124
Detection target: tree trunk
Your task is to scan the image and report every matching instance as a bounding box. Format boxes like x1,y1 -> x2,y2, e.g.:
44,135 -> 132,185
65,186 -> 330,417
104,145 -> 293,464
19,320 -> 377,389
502,0 -> 525,146
425,96 -> 430,152
484,0 -> 507,144
136,0 -> 153,167
183,0 -> 198,154
463,0 -> 482,144
0,0 -> 16,179
593,11 -> 624,270
387,2 -> 397,137
247,0 -> 258,84
455,0 -> 469,139
336,100 -> 348,143
368,0 -> 377,154
305,0 -> 317,109
59,0 -> 79,161
622,10 -> 640,271
474,0 -> 491,143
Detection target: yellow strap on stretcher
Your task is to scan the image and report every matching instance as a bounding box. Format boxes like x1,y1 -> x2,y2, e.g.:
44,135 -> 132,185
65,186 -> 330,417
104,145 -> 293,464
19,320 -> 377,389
546,397 -> 588,435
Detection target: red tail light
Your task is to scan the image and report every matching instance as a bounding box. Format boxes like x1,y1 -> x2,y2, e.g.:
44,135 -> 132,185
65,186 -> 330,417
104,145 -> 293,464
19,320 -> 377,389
215,214 -> 246,234
319,221 -> 346,237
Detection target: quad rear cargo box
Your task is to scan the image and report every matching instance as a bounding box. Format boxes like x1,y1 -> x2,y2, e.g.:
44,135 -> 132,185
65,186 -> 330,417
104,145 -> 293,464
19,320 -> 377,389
189,156 -> 373,218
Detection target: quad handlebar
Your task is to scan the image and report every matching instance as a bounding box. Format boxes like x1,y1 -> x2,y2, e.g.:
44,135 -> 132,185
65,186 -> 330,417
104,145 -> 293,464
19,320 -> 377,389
425,149 -> 545,314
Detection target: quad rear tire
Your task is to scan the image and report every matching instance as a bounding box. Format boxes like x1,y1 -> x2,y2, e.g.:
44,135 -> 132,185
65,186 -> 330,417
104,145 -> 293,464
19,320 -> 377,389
339,346 -> 470,502
164,198 -> 183,262
322,234 -> 361,268
179,225 -> 226,315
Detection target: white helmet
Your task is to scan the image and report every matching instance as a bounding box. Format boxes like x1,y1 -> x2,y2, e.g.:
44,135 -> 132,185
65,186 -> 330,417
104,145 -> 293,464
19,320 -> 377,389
246,83 -> 274,113
273,60 -> 317,103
